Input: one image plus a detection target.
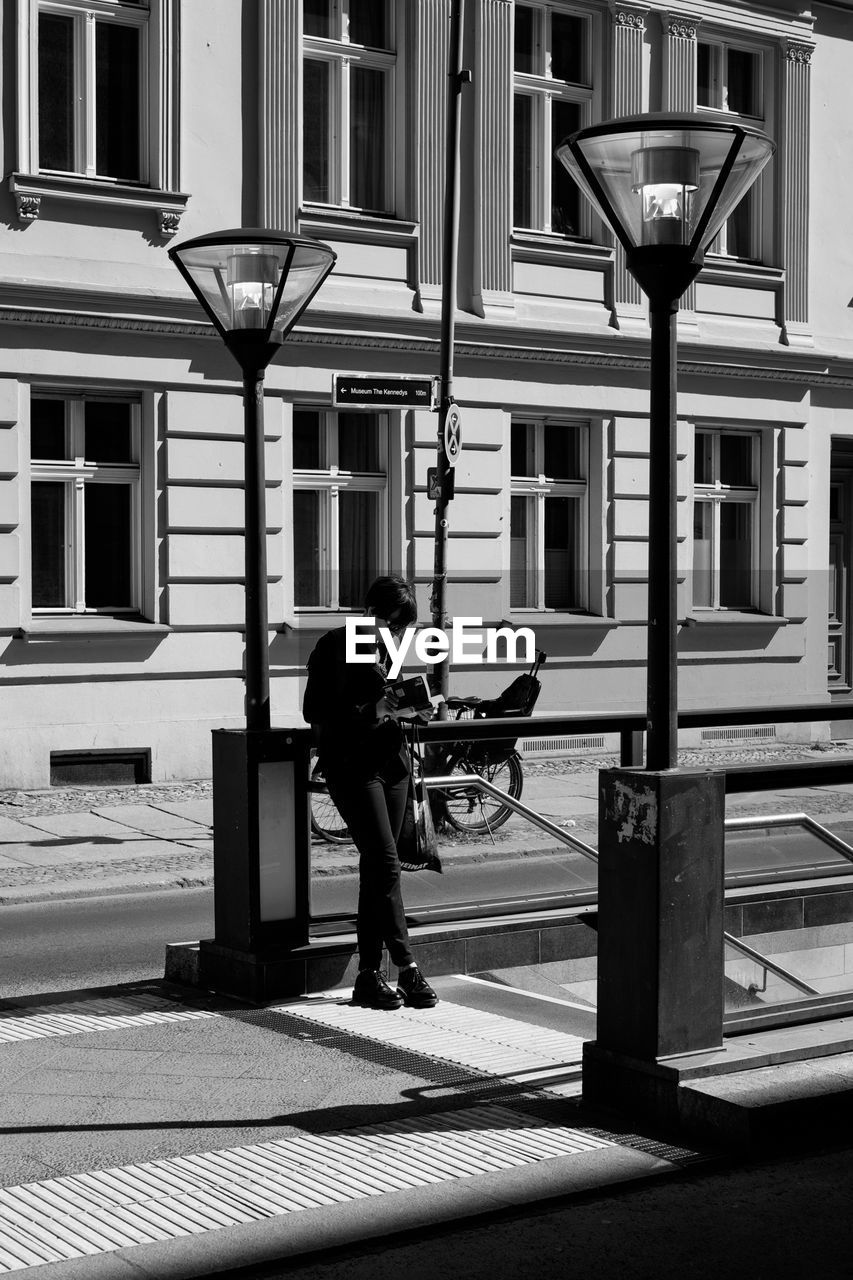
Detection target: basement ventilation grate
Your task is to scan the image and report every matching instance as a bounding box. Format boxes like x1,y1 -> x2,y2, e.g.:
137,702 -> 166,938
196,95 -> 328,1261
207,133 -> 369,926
700,726 -> 776,744
50,749 -> 151,786
520,735 -> 608,757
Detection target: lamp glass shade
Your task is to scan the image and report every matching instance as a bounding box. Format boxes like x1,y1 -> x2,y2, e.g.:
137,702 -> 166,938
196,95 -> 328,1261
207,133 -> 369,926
556,118 -> 774,256
169,232 -> 336,342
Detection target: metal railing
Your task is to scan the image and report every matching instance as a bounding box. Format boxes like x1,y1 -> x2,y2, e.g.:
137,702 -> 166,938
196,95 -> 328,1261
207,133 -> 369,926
423,772 -> 599,862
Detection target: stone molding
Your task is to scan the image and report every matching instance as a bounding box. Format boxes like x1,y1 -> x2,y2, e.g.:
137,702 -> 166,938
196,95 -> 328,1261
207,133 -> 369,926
785,41 -> 813,64
660,12 -> 701,39
611,6 -> 647,30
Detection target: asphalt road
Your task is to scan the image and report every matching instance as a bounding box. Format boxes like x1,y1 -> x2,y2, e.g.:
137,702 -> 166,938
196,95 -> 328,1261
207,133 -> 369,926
0,887 -> 215,999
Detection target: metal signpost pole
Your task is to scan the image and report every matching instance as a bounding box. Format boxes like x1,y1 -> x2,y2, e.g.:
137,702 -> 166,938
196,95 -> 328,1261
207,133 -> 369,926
431,0 -> 467,709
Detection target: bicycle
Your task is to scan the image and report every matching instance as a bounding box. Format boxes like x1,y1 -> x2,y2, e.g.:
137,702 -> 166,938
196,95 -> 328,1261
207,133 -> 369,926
428,650 -> 546,836
308,650 -> 546,843
308,749 -> 350,844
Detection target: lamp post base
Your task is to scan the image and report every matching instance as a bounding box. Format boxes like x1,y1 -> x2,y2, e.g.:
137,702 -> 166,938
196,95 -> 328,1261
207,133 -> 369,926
584,766 -> 726,1127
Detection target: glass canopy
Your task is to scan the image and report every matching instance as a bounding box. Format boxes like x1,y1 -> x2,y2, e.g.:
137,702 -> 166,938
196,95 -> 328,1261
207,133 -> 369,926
556,114 -> 775,257
169,230 -> 336,343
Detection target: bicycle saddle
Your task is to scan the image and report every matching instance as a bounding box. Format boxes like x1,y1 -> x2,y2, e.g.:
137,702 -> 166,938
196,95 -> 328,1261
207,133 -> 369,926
445,696 -> 483,710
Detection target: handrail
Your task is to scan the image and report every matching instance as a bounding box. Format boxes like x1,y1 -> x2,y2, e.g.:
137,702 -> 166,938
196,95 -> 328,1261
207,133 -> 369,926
411,698 -> 853,745
726,811 -> 853,861
422,772 -> 599,863
724,931 -> 820,997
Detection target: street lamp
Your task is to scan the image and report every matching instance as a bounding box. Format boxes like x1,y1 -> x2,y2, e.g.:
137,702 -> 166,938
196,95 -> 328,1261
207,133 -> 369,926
555,117 -> 775,1089
169,229 -> 336,730
556,115 -> 774,769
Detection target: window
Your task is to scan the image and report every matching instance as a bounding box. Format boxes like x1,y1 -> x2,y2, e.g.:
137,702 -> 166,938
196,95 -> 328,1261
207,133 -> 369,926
302,0 -> 395,214
30,395 -> 141,613
692,429 -> 759,610
293,408 -> 387,609
510,420 -> 588,611
513,2 -> 594,236
34,0 -> 148,183
697,40 -> 767,260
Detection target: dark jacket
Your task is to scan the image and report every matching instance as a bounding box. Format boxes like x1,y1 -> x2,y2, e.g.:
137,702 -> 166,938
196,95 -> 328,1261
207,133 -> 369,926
303,626 -> 408,782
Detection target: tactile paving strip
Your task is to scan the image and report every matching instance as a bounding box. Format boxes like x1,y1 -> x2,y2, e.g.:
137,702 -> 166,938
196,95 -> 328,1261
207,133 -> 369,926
279,997 -> 585,1091
0,994 -> 218,1044
0,1105 -> 615,1272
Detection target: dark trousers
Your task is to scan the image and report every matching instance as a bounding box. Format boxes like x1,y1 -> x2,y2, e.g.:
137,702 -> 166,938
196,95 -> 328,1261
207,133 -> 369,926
325,765 -> 414,973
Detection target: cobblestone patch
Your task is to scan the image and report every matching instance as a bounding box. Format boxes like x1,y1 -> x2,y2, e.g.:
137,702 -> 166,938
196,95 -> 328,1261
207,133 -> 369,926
0,778 -> 212,818
0,848 -> 214,894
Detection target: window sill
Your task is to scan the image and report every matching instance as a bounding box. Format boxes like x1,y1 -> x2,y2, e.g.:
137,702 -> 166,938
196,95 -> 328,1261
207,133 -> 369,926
683,612 -> 788,628
9,173 -> 190,239
19,616 -> 171,643
698,257 -> 784,291
505,613 -> 618,630
510,231 -> 612,270
299,205 -> 417,246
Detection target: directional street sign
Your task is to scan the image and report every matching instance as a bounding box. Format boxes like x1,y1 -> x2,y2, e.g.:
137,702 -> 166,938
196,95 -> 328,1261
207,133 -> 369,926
333,375 -> 437,409
444,404 -> 462,465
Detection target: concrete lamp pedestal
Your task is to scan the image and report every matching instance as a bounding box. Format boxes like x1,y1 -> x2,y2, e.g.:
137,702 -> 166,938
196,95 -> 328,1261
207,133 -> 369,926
583,767 -> 726,1132
197,727 -> 313,1002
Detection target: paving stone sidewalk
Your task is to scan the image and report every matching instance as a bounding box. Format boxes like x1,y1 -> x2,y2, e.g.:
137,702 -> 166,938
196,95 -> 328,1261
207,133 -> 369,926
1,743 -> 853,905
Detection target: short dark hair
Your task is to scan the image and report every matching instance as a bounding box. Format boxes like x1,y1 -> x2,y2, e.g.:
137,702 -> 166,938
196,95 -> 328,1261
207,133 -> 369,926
364,575 -> 417,627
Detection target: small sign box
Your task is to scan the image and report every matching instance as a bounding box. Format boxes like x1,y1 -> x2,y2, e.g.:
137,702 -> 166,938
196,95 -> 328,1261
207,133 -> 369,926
333,375 -> 437,409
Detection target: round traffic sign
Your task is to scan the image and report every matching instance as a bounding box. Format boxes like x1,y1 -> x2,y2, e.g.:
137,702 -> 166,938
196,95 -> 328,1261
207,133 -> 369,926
444,404 -> 462,465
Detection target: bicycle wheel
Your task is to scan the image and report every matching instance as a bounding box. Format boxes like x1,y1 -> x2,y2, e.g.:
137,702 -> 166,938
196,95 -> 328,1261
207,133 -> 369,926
442,752 -> 523,835
309,753 -> 351,844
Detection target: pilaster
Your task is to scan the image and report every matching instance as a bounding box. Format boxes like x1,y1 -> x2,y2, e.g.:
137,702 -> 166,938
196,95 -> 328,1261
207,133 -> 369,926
154,0 -> 182,195
259,0 -> 300,230
473,0 -> 514,317
412,0 -> 449,308
609,4 -> 648,328
660,12 -> 701,325
780,40 -> 813,347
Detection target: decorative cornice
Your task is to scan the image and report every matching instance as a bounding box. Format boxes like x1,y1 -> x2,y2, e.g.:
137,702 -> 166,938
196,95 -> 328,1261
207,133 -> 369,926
0,306 -> 211,338
661,11 -> 701,38
611,5 -> 647,29
785,41 -> 814,64
1,299 -> 852,388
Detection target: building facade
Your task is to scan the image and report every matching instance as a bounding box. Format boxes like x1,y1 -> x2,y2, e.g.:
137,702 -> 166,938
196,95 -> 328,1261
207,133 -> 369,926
0,0 -> 850,788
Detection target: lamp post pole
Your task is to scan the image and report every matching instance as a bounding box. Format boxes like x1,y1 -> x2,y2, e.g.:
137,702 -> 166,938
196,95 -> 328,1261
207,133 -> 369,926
168,230 -> 336,985
646,293 -> 679,772
555,116 -> 776,1125
242,364 -> 270,732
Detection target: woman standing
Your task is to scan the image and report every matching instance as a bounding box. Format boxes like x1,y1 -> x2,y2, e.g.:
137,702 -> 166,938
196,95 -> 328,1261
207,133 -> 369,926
303,575 -> 438,1011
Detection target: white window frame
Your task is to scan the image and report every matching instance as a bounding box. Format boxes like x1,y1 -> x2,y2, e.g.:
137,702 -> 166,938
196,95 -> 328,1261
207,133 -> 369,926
13,0 -> 184,235
512,1 -> 599,237
691,427 -> 764,613
26,0 -> 149,182
302,0 -> 397,215
292,407 -> 389,612
30,393 -> 143,616
696,35 -> 774,262
510,418 -> 589,613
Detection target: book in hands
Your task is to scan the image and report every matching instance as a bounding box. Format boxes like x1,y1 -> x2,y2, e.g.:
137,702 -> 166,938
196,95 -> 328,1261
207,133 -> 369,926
384,674 -> 433,712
